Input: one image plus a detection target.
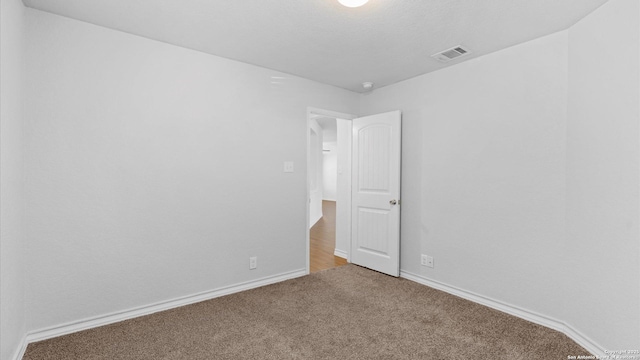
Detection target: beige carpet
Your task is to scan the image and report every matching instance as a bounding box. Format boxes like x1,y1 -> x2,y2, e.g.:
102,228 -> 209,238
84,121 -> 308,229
24,265 -> 590,359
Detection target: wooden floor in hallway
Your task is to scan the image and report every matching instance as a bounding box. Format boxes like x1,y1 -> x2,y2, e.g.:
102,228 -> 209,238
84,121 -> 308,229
310,200 -> 348,273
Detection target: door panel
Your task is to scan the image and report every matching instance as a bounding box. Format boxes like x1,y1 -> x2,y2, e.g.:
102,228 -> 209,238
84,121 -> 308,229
351,111 -> 401,276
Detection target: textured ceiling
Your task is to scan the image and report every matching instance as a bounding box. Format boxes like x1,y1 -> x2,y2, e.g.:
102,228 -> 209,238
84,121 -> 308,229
23,0 -> 609,93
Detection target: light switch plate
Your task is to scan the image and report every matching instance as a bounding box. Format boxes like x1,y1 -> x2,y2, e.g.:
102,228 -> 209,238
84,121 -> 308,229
283,161 -> 294,173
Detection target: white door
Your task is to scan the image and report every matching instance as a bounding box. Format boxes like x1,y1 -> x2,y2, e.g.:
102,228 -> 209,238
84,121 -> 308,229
350,110 -> 401,277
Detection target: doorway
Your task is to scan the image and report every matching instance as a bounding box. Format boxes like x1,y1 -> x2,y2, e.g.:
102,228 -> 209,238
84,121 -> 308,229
306,108 -> 402,277
306,108 -> 356,274
310,116 -> 346,273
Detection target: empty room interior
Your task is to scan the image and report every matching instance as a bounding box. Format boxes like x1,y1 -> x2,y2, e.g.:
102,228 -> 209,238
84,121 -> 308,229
1,0 -> 639,359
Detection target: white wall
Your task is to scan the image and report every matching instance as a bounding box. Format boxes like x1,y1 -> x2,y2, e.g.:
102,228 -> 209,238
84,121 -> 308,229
361,30 -> 569,320
334,119 -> 352,258
566,0 -> 640,349
309,119 -> 323,227
322,141 -> 337,201
360,0 -> 640,352
23,8 -> 358,333
0,0 -> 26,359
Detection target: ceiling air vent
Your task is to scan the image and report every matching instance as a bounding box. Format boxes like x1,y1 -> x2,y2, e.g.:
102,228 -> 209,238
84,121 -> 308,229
431,45 -> 471,63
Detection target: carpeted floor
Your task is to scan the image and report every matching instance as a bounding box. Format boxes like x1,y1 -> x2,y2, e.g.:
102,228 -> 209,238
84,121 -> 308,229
23,265 -> 591,359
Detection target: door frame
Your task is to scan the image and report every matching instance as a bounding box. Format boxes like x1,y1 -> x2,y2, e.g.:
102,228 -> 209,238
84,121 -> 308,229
306,107 -> 357,275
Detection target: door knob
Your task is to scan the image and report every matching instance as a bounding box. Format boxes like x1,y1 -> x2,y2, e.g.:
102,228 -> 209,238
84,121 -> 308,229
389,199 -> 397,205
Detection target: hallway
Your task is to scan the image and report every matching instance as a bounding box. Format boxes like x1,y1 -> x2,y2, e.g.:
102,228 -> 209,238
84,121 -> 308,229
310,201 -> 348,273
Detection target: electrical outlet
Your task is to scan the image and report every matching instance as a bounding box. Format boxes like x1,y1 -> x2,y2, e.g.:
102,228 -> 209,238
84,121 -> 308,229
283,161 -> 294,173
421,254 -> 434,268
249,256 -> 257,270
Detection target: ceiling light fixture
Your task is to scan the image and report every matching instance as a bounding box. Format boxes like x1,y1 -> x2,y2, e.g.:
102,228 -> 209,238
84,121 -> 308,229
338,0 -> 369,8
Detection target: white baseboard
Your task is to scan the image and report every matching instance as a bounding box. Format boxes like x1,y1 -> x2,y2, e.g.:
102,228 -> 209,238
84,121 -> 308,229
24,269 -> 307,347
334,249 -> 348,259
10,335 -> 28,360
400,270 -> 606,358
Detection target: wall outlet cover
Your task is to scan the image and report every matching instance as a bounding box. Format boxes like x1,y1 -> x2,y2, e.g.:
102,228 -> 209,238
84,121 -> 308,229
421,254 -> 434,268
